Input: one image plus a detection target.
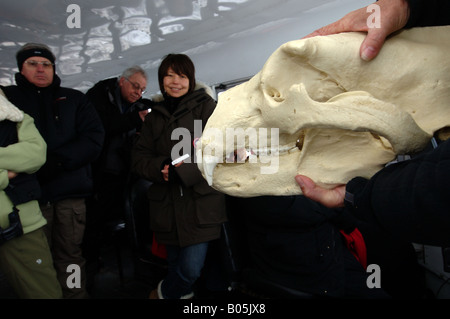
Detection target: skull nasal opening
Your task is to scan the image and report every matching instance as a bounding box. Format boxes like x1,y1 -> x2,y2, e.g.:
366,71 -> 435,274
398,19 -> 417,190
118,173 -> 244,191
265,86 -> 285,103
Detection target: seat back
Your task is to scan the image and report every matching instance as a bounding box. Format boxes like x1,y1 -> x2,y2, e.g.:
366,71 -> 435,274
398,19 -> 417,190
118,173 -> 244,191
123,174 -> 167,284
124,175 -> 153,254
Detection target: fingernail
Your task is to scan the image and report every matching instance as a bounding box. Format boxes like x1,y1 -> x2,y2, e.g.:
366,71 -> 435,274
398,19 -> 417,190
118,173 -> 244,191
361,46 -> 376,61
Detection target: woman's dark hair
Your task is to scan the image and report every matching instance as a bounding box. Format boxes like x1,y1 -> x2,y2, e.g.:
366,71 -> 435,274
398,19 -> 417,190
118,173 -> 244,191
158,53 -> 196,94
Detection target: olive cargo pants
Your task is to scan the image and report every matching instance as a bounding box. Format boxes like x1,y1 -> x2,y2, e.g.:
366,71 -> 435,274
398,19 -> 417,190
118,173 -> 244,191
0,228 -> 62,298
41,198 -> 88,299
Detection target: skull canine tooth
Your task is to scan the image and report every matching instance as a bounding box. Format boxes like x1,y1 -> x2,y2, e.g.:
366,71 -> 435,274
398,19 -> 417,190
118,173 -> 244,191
202,155 -> 220,186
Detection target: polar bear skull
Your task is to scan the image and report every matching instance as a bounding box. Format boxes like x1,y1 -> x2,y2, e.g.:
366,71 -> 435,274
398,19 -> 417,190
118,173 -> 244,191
197,26 -> 450,197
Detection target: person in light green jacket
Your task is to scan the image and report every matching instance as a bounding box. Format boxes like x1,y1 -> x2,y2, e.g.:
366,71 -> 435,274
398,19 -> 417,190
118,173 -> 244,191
0,89 -> 62,299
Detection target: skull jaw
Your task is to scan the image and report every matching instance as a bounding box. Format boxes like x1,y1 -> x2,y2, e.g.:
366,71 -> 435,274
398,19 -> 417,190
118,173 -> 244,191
201,129 -> 397,197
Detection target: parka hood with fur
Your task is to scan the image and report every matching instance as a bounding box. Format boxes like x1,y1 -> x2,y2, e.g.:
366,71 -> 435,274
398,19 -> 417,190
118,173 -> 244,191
0,89 -> 23,123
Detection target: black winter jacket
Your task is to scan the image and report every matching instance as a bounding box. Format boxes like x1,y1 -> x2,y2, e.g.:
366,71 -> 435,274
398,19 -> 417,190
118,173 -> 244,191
226,195 -> 383,298
346,138 -> 450,247
405,0 -> 450,28
86,78 -> 152,176
132,87 -> 227,247
2,73 -> 104,203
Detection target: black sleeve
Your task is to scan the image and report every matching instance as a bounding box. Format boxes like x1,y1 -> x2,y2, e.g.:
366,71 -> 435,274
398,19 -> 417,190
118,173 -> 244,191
405,0 -> 450,28
346,139 -> 450,246
86,84 -> 143,136
53,92 -> 105,170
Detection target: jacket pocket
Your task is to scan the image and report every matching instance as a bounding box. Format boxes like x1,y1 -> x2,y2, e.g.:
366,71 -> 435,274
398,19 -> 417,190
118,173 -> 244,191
192,182 -> 227,226
147,183 -> 173,232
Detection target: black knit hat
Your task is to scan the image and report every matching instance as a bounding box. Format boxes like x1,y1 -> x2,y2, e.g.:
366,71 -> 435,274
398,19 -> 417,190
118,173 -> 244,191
16,43 -> 56,71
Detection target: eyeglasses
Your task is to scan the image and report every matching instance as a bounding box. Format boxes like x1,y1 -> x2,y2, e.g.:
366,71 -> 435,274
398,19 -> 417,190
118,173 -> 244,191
124,77 -> 146,95
24,60 -> 54,68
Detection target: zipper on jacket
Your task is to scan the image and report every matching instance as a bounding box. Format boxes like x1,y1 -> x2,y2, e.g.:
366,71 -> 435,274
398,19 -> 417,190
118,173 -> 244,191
54,97 -> 66,123
179,185 -> 183,197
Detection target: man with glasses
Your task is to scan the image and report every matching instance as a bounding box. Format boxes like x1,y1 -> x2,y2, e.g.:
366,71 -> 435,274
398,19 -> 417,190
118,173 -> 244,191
83,66 -> 152,290
1,42 -> 105,299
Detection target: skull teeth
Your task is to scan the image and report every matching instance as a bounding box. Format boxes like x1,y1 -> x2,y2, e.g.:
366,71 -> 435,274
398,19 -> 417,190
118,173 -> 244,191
202,143 -> 300,186
225,144 -> 299,163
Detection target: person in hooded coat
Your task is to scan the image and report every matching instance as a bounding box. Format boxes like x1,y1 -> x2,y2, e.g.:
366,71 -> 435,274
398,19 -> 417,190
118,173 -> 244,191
132,53 -> 227,299
0,89 -> 62,299
2,43 -> 104,299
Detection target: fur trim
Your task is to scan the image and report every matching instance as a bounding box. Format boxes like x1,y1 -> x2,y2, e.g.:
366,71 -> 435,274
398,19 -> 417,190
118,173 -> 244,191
157,280 -> 164,299
197,81 -> 215,100
181,291 -> 194,299
151,81 -> 215,102
157,280 -> 194,299
0,89 -> 24,122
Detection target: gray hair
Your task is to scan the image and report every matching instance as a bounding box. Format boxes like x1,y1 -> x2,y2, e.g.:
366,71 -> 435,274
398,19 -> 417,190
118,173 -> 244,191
120,65 -> 147,80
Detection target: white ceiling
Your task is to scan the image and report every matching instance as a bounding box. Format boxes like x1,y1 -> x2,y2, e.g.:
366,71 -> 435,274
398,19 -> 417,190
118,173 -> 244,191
0,0 -> 371,96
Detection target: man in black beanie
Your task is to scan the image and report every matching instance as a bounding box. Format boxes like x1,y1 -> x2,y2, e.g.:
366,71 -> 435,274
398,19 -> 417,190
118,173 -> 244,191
1,42 -> 105,299
15,43 -> 56,73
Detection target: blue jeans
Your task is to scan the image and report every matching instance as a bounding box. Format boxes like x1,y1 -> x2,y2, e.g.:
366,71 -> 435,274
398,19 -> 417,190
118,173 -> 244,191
161,242 -> 209,299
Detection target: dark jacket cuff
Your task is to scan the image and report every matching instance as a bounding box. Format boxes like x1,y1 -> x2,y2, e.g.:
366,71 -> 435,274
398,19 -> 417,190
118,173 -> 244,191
345,177 -> 369,208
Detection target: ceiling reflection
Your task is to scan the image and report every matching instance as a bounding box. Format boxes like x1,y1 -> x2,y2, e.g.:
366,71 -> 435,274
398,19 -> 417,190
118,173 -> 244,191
0,0 -> 255,89
0,0 -> 370,94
